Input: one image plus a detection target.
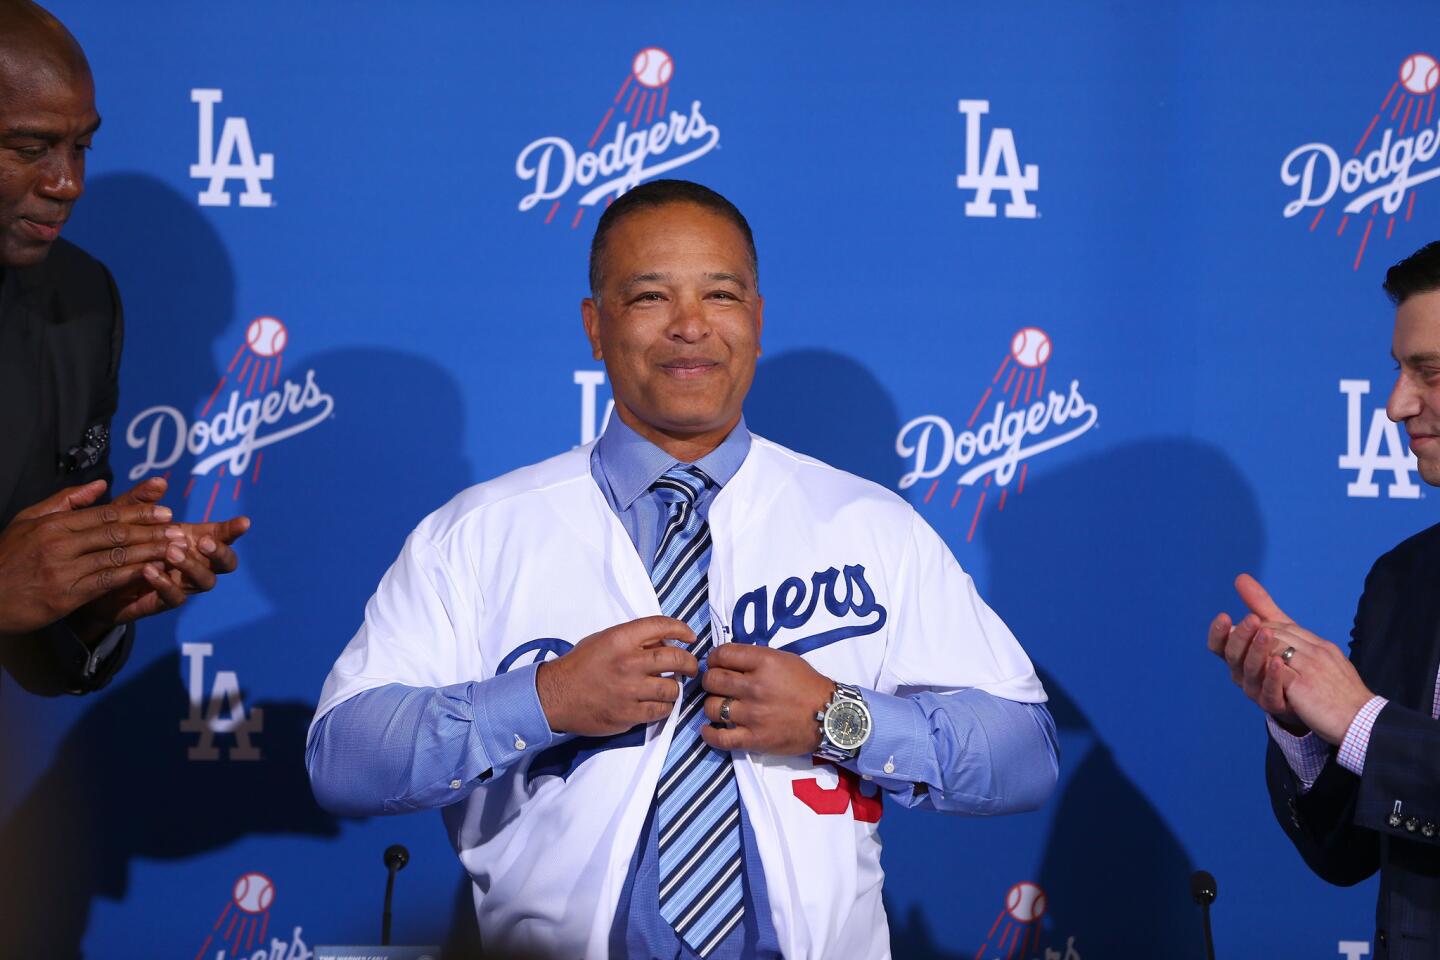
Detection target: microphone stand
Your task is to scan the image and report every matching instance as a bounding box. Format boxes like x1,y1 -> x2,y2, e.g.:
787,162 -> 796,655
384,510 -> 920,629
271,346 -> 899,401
382,844 -> 410,946
1190,869 -> 1217,960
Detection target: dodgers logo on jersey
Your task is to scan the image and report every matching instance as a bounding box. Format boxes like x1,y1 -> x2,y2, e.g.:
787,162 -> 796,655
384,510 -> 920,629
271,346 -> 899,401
1281,53 -> 1440,270
515,47 -> 722,231
124,316 -> 336,522
729,564 -> 887,656
190,89 -> 275,208
898,327 -> 1099,541
1339,378 -> 1421,498
956,99 -> 1039,219
193,871 -> 313,960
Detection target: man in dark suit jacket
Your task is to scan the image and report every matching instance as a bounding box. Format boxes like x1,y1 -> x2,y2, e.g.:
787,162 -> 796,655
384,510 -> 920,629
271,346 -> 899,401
0,0 -> 247,695
1208,240 -> 1440,959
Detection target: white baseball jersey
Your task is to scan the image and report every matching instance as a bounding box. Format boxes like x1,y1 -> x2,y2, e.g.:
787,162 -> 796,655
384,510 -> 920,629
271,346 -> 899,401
312,435 -> 1045,959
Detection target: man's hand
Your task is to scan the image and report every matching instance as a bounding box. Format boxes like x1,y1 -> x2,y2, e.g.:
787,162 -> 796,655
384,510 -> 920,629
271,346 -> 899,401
536,616 -> 698,736
0,479 -> 186,635
73,478 -> 250,631
699,643 -> 836,756
1260,620 -> 1375,747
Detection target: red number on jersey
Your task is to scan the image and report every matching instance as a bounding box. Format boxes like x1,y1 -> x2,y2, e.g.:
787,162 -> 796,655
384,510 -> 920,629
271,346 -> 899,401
791,759 -> 883,823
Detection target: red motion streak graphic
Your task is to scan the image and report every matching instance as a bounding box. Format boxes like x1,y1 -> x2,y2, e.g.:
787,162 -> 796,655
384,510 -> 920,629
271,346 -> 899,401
660,85 -> 669,115
233,477 -> 243,500
200,377 -> 227,417
1354,113 -> 1381,153
1003,364 -> 1018,392
1336,213 -> 1350,237
273,352 -> 284,386
971,945 -> 987,960
204,468 -> 223,524
993,353 -> 1011,383
1354,218 -> 1374,271
646,89 -> 657,123
1429,91 -> 1435,124
213,902 -> 233,931
967,387 -> 992,428
1401,96 -> 1416,134
226,342 -> 247,372
245,914 -> 258,951
1407,190 -> 1417,222
184,476 -> 196,498
1020,463 -> 1028,494
1392,93 -> 1406,120
998,488 -> 1008,512
238,355 -> 252,382
224,906 -> 239,939
625,85 -> 639,112
588,107 -> 615,148
966,491 -> 987,542
1387,216 -> 1396,239
614,74 -> 632,104
252,451 -> 265,485
950,485 -> 964,509
245,358 -> 260,397
192,934 -> 213,960
1036,364 -> 1047,396
259,912 -> 270,945
986,909 -> 1006,940
544,200 -> 560,224
924,479 -> 938,504
1024,370 -> 1036,403
1380,80 -> 1399,112
1309,207 -> 1326,231
571,207 -> 585,230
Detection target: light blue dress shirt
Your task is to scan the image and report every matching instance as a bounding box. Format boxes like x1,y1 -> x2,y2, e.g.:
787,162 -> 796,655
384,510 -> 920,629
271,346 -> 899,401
306,416 -> 1060,953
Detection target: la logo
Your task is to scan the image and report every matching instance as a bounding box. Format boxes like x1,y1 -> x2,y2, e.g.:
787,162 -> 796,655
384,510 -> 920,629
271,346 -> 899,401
180,642 -> 264,760
956,99 -> 1038,219
190,88 -> 274,208
1339,379 -> 1420,498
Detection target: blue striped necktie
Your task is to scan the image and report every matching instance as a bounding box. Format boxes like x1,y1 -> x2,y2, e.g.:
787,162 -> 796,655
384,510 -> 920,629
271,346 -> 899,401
649,464 -> 745,956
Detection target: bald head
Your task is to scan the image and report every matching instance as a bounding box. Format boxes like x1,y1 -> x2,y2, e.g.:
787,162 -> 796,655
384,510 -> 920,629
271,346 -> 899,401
0,0 -> 97,268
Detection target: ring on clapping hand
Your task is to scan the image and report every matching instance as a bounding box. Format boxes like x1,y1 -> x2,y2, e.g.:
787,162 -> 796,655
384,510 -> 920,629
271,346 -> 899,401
719,697 -> 735,727
1280,646 -> 1296,664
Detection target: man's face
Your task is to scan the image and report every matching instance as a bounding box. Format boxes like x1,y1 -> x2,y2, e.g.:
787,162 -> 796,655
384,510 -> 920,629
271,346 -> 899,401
582,202 -> 763,447
0,55 -> 97,267
1388,288 -> 1440,486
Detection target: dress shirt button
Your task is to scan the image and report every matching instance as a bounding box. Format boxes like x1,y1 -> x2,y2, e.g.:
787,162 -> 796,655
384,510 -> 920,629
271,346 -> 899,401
1389,812 -> 1404,827
450,779 -> 462,790
1405,817 -> 1419,832
514,735 -> 527,751
883,758 -> 896,775
1424,822 -> 1436,839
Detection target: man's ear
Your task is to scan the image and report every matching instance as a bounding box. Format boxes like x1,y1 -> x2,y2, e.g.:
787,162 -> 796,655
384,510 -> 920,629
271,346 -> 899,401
581,298 -> 604,360
754,295 -> 764,357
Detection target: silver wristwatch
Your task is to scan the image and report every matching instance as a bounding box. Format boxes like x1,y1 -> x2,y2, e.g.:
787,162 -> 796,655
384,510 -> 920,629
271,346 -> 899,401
814,683 -> 872,762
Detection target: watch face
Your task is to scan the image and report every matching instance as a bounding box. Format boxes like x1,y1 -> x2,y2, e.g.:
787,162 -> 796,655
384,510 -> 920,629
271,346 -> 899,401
824,700 -> 871,750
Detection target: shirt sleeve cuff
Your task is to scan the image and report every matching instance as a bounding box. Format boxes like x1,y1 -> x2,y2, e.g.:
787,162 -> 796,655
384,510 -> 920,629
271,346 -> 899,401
1335,695 -> 1388,777
847,687 -> 930,790
468,661 -> 569,783
1266,714 -> 1331,791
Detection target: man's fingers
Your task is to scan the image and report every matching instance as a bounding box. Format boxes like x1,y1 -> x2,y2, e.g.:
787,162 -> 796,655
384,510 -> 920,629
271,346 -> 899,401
88,539 -> 175,574
66,500 -> 176,534
198,537 -> 240,575
113,476 -> 168,506
142,563 -> 189,609
1207,613 -> 1231,655
163,545 -> 218,593
702,666 -> 749,698
699,723 -> 747,752
1260,659 -> 1291,714
72,518 -> 184,554
707,642 -> 767,672
703,695 -> 741,726
13,479 -> 108,521
632,616 -> 697,648
182,515 -> 251,545
638,677 -> 683,703
69,562 -> 152,606
1235,573 -> 1292,624
1241,629 -> 1279,699
643,645 -> 698,677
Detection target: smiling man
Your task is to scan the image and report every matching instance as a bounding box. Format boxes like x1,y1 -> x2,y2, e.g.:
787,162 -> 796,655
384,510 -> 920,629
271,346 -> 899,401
308,179 -> 1058,959
0,0 -> 248,695
1209,241 -> 1440,958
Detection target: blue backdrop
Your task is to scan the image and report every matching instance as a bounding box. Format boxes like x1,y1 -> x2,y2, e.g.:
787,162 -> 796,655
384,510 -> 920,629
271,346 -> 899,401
2,3 -> 1436,957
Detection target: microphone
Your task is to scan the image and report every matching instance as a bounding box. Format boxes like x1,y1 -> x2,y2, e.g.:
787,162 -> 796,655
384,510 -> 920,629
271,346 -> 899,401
1190,869 -> 1217,960
381,844 -> 410,946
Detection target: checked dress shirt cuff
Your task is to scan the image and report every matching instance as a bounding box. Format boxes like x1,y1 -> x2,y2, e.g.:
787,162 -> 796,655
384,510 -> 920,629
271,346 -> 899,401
1335,695 -> 1389,777
1266,715 -> 1331,793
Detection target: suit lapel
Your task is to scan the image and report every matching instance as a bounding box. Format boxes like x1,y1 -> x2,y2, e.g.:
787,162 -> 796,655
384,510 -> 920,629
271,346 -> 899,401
0,269 -> 43,521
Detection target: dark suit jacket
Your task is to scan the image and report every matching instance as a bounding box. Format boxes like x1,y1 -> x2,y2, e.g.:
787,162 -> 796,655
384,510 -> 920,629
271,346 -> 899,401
0,237 -> 133,694
1267,521 -> 1440,960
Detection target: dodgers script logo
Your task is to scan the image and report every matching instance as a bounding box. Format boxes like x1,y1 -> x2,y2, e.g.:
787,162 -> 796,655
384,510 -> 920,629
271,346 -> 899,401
956,99 -> 1039,219
125,316 -> 335,522
1339,378 -> 1420,498
1281,53 -> 1439,270
897,327 -> 1099,541
191,89 -> 274,208
516,47 -> 721,230
193,872 -> 313,960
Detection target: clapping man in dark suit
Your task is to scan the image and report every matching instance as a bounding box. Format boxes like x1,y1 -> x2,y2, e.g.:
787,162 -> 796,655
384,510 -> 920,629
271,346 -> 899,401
0,0 -> 246,695
1208,240 -> 1440,959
